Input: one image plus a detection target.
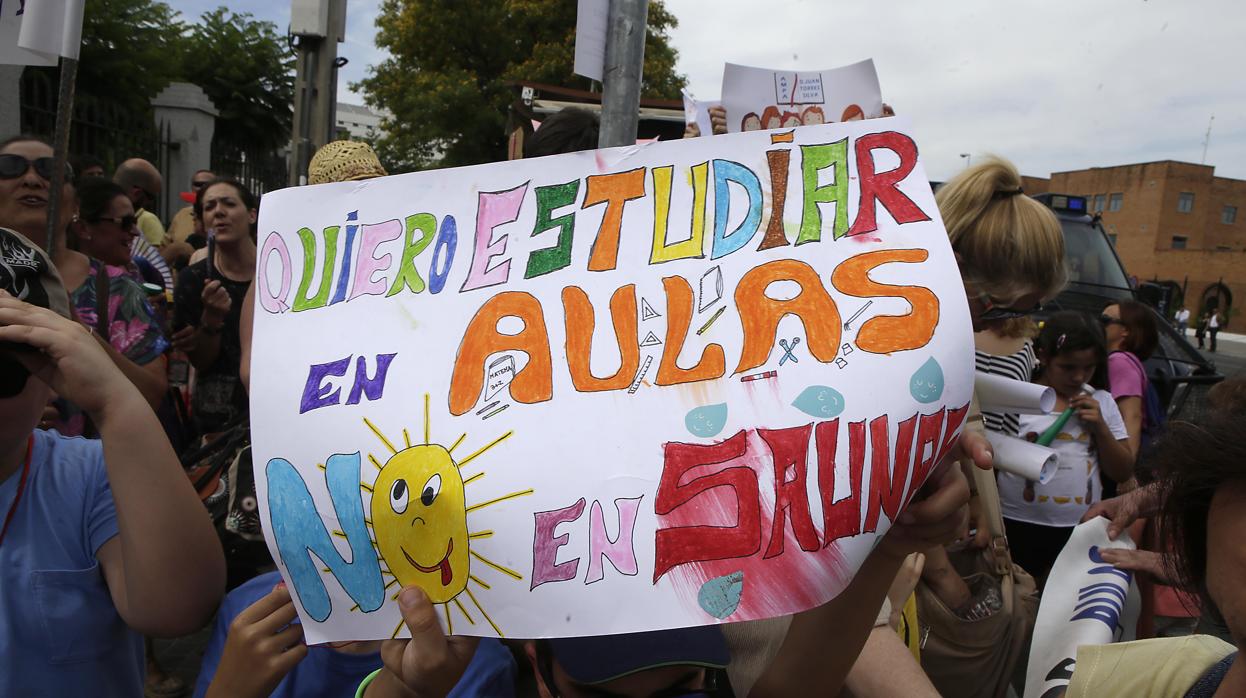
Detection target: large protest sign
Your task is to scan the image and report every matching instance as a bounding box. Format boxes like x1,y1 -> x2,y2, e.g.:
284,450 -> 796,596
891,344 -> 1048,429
251,117 -> 973,642
1024,518 -> 1140,698
722,59 -> 883,133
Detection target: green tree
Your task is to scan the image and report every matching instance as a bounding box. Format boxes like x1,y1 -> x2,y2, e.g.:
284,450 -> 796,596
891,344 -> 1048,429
179,8 -> 296,153
28,2 -> 293,161
357,0 -> 687,171
25,0 -> 186,123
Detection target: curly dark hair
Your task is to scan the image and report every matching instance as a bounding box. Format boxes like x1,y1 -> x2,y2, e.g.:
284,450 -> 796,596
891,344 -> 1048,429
1159,412 -> 1246,607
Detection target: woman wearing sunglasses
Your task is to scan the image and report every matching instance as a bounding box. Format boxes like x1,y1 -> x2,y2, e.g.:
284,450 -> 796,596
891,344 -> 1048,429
899,157 -> 1070,695
0,137 -> 168,430
40,178 -> 169,437
0,135 -> 71,253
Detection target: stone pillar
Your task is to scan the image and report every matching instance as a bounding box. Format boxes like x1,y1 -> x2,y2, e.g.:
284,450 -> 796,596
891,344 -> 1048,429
151,83 -> 218,218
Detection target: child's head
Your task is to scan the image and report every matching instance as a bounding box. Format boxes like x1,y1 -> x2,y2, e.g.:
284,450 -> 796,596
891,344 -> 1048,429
0,227 -> 70,441
937,157 -> 1067,326
1034,311 -> 1108,396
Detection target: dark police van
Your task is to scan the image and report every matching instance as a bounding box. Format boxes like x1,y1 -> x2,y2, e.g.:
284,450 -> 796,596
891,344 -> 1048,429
1030,193 -> 1221,419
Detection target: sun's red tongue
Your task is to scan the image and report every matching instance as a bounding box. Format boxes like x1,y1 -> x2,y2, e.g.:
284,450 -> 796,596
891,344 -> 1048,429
438,539 -> 455,586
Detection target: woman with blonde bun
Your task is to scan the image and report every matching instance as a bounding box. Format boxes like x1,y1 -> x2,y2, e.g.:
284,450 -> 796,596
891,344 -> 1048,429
937,156 -> 1068,330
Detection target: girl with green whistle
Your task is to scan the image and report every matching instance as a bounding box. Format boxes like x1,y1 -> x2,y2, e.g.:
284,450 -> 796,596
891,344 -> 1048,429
997,312 -> 1135,587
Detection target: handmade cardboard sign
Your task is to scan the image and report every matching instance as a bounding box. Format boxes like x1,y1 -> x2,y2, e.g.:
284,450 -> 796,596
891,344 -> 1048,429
721,59 -> 883,133
251,117 -> 973,643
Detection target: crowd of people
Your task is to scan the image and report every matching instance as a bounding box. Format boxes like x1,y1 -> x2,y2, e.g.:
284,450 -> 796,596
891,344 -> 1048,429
0,105 -> 1240,698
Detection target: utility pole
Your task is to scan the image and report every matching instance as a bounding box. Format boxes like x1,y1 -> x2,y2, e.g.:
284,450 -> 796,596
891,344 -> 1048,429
289,0 -> 348,186
597,0 -> 648,148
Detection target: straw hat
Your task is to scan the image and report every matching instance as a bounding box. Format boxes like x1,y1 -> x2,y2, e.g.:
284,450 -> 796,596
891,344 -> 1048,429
308,140 -> 388,184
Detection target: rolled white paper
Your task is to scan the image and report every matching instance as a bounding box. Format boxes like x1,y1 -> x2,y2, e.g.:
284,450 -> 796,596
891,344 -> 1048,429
976,371 -> 1056,415
986,431 -> 1058,484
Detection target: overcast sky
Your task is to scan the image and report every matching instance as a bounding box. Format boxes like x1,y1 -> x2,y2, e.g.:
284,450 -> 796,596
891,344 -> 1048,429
168,0 -> 1244,182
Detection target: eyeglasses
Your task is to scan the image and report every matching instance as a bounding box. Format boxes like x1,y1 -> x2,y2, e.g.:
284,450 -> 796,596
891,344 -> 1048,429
91,215 -> 138,231
1099,314 -> 1124,326
0,154 -> 73,182
0,354 -> 30,399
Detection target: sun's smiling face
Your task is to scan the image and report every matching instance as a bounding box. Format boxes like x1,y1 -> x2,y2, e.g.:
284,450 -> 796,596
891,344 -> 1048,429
370,445 -> 469,603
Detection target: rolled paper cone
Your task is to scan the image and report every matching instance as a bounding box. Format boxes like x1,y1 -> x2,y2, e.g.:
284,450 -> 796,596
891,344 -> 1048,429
975,372 -> 1057,415
986,432 -> 1059,484
1035,407 -> 1074,446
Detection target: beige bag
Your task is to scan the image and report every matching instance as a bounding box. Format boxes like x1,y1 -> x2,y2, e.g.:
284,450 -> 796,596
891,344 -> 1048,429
916,464 -> 1040,698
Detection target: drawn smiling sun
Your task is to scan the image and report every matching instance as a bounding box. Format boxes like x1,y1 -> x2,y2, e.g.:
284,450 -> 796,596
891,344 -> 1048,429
355,395 -> 533,637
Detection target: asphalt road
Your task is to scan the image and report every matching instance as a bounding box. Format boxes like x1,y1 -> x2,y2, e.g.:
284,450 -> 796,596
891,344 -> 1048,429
1185,331 -> 1246,379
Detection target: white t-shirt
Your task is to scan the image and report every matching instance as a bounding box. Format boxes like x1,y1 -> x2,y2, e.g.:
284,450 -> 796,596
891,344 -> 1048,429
999,388 -> 1129,527
1176,309 -> 1190,323
1209,314 -> 1220,329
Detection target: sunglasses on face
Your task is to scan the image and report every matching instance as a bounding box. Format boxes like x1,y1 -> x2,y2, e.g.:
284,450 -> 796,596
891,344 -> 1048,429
0,154 -> 73,182
91,215 -> 138,232
1099,314 -> 1124,327
0,354 -> 30,399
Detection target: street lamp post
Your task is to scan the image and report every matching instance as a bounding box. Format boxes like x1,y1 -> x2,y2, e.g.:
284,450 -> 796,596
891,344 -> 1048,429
960,153 -> 971,168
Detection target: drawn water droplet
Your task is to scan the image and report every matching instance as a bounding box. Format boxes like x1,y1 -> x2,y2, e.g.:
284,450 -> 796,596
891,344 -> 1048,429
910,357 -> 944,404
698,571 -> 744,619
792,385 -> 845,418
685,403 -> 728,438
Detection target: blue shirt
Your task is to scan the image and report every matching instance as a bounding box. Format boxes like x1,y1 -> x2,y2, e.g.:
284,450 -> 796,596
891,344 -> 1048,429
194,571 -> 518,698
0,430 -> 143,697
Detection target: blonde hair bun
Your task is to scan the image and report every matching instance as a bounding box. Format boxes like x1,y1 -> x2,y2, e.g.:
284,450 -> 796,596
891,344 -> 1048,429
936,156 -> 1067,304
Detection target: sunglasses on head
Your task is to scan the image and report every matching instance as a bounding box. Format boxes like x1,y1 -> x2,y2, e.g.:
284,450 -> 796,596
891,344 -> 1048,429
91,214 -> 138,232
0,153 -> 73,182
975,293 -> 1042,323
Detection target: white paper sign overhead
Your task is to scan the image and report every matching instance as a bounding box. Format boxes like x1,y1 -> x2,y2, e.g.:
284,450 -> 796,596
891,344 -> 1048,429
573,0 -> 607,81
721,59 -> 883,133
0,0 -> 56,66
18,0 -> 83,60
252,117 -> 974,643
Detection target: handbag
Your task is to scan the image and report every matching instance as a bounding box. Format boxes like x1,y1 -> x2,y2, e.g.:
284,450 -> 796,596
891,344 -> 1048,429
181,415 -> 249,513
916,463 -> 1040,698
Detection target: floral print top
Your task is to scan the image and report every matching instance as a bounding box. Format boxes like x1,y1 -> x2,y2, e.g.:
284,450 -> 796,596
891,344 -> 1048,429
52,260 -> 169,437
72,260 -> 169,364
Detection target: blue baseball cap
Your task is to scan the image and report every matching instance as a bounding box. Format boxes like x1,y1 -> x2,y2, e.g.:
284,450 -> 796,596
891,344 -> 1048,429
547,625 -> 730,685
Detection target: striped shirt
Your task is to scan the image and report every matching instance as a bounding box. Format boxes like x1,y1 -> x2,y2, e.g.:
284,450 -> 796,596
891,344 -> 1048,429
975,340 -> 1036,436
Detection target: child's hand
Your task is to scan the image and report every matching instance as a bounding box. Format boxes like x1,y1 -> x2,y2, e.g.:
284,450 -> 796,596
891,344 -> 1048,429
1070,394 -> 1104,431
369,587 -> 479,698
205,584 -> 307,698
708,105 -> 728,135
0,290 -> 130,415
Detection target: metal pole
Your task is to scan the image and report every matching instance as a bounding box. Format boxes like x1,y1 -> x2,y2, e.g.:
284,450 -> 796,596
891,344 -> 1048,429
289,40 -> 318,186
45,57 -> 78,259
598,0 -> 648,148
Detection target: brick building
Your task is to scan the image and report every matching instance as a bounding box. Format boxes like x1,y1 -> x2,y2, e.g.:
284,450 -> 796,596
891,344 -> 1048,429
1048,161 -> 1244,324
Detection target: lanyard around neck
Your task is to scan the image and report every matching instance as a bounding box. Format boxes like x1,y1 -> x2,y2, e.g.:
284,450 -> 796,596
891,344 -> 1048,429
0,436 -> 34,549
